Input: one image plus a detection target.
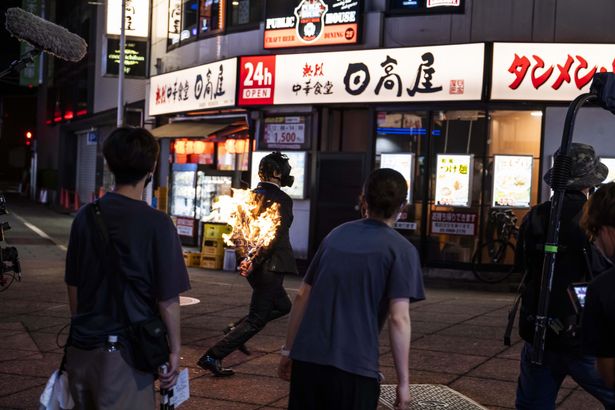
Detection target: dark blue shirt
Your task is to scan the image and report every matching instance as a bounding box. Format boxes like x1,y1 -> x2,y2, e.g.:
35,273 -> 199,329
65,192 -> 190,347
291,218 -> 425,379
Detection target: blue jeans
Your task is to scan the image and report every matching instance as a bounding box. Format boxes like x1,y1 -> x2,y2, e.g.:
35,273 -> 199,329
516,342 -> 615,410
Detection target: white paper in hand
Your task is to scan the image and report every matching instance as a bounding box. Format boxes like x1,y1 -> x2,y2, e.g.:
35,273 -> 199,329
170,368 -> 190,407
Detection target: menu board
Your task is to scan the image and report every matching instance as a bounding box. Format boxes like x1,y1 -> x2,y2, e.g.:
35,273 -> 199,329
262,116 -> 310,150
251,151 -> 307,199
601,158 -> 615,184
435,154 -> 472,207
380,153 -> 414,202
492,155 -> 533,208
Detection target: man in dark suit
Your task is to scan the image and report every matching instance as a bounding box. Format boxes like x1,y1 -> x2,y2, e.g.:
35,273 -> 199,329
197,152 -> 298,376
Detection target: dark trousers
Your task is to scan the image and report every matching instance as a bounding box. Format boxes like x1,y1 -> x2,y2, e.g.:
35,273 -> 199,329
208,268 -> 291,359
288,360 -> 380,410
516,342 -> 615,410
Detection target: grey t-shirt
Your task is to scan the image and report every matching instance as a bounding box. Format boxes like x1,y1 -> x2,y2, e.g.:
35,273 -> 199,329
291,218 -> 425,379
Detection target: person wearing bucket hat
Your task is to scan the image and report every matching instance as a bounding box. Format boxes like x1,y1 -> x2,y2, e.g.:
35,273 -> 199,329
543,143 -> 609,190
515,143 -> 615,409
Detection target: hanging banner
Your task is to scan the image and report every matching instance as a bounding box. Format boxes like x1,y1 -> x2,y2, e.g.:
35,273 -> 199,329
492,155 -> 533,208
264,0 -> 362,49
149,58 -> 237,116
380,153 -> 414,202
107,0 -> 150,38
434,154 -> 472,207
491,43 -> 615,101
238,43 -> 484,106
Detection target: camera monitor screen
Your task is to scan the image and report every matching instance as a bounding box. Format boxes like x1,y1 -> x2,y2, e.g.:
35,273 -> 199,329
568,283 -> 588,313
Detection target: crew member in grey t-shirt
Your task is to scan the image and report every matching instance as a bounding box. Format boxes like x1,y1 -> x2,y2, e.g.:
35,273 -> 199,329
278,168 -> 425,410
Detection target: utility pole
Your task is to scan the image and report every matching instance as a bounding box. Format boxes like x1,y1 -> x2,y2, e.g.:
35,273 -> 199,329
116,0 -> 126,127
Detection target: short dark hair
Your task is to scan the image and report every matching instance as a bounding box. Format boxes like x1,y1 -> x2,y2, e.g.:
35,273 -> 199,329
361,168 -> 408,219
580,182 -> 615,240
102,127 -> 159,185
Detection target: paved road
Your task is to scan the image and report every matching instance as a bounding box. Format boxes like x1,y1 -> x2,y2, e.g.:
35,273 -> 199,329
0,194 -> 602,409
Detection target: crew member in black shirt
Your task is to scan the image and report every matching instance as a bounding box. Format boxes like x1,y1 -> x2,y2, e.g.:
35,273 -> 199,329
582,182 -> 615,393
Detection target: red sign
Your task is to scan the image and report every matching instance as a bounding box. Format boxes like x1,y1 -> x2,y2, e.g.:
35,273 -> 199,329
238,56 -> 276,106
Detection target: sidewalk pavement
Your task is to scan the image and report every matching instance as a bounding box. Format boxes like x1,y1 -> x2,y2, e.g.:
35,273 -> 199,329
0,195 -> 604,409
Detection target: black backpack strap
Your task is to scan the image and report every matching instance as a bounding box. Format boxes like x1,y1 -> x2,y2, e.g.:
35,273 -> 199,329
90,201 -> 134,330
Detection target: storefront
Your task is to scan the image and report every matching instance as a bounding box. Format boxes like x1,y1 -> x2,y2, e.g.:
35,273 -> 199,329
149,57 -> 251,247
236,41 -> 615,274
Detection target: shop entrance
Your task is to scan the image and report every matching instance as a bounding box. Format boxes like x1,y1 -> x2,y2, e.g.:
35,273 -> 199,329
375,110 -> 543,271
312,153 -> 367,256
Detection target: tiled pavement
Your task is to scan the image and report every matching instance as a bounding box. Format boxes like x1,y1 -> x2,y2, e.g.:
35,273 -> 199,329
0,194 -> 604,409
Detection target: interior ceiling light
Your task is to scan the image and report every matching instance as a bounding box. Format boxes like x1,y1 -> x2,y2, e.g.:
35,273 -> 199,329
531,111 -> 543,117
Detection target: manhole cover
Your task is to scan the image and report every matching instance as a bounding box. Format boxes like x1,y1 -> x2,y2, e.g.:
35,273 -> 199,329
379,384 -> 487,410
180,296 -> 200,306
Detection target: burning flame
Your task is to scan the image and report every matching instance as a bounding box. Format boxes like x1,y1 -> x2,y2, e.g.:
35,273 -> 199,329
217,189 -> 281,274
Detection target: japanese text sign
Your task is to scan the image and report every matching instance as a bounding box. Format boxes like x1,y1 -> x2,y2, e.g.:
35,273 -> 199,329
431,211 -> 477,236
107,0 -> 150,38
492,155 -> 533,208
380,153 -> 414,202
149,58 -> 237,116
238,43 -> 484,106
262,117 -> 308,150
435,154 -> 472,207
264,0 -> 361,49
491,43 -> 615,101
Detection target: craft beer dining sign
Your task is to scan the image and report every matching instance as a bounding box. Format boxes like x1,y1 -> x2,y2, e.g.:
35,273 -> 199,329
264,0 -> 362,49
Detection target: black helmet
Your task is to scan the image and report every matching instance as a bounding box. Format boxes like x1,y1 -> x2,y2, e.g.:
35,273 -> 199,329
258,152 -> 294,187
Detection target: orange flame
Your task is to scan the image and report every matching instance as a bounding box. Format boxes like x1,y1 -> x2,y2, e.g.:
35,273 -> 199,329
219,189 -> 281,269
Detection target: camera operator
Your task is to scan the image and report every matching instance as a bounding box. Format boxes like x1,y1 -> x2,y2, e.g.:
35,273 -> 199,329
515,143 -> 615,409
581,182 -> 615,394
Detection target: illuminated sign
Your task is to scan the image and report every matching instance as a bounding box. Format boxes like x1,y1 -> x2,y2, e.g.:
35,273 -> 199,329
262,116 -> 310,150
149,58 -> 237,116
388,0 -> 464,14
435,154 -> 472,207
251,151 -> 307,199
105,38 -> 147,77
238,43 -> 485,106
492,155 -> 533,208
106,0 -> 150,38
264,0 -> 362,49
492,43 -> 615,101
601,158 -> 615,184
380,153 -> 414,202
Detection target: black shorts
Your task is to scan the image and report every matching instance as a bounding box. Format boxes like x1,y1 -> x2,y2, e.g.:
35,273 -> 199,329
288,360 -> 380,410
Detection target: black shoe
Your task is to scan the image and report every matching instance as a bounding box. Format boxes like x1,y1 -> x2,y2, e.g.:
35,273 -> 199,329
197,354 -> 235,377
223,325 -> 252,356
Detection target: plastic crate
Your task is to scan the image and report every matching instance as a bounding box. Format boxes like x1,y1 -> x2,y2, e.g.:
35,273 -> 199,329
183,251 -> 202,267
202,239 -> 225,256
203,223 -> 232,240
200,255 -> 223,270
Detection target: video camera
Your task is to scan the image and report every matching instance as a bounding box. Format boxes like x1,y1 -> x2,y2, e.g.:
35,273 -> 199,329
0,194 -> 22,291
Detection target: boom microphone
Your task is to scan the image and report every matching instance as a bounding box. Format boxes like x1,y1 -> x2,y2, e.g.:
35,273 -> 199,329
5,7 -> 87,62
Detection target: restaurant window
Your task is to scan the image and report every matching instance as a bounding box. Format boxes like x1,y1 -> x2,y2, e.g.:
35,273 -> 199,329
228,0 -> 263,28
199,0 -> 225,35
375,111 -> 429,249
181,0 -> 199,41
217,138 -> 250,171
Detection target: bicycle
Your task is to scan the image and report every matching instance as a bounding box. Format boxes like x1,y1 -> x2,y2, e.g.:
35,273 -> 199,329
471,208 -> 519,283
0,193 -> 22,292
